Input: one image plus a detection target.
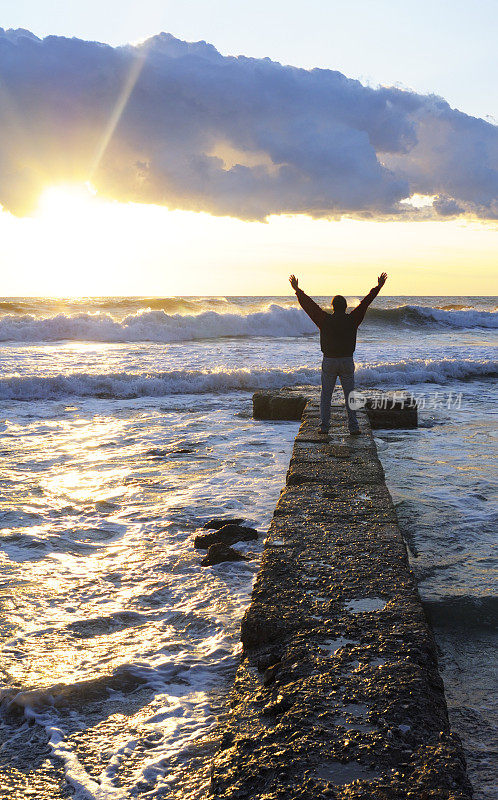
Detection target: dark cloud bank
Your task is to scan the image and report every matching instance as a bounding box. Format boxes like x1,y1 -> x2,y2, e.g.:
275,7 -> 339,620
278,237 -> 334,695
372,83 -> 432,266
0,27 -> 496,220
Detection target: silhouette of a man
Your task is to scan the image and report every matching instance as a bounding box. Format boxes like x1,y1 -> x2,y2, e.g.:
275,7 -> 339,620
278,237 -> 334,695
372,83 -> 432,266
289,273 -> 388,435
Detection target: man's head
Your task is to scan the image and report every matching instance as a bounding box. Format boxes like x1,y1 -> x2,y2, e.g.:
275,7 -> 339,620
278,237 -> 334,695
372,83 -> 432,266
332,295 -> 347,314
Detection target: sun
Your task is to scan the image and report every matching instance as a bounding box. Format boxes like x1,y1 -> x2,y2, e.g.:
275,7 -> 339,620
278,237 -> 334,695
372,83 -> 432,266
27,182 -> 215,296
37,183 -> 99,222
31,183 -> 127,296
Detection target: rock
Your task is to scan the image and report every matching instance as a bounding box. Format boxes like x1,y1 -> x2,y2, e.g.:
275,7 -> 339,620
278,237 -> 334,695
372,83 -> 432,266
203,517 -> 245,529
195,524 -> 258,549
201,542 -> 248,566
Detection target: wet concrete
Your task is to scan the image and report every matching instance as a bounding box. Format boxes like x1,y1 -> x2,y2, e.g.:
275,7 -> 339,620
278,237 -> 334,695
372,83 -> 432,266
210,398 -> 472,799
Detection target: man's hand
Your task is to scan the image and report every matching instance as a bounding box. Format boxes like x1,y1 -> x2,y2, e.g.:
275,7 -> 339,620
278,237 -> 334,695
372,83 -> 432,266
377,272 -> 388,287
289,274 -> 299,291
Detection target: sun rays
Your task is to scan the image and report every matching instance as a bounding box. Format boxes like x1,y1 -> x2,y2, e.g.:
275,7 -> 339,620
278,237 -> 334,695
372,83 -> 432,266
88,45 -> 150,183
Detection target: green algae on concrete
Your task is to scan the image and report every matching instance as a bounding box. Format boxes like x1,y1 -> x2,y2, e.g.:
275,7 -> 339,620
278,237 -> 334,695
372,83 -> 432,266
210,399 -> 471,800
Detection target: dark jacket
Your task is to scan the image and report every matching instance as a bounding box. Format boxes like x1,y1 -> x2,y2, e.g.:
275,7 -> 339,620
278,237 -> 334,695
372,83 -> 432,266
295,285 -> 381,357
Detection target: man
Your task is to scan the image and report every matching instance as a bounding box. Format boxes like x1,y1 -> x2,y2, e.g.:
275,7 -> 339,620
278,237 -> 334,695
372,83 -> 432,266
289,272 -> 388,435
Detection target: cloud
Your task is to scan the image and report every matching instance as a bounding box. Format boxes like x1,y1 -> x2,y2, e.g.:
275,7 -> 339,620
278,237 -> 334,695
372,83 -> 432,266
432,195 -> 464,217
0,28 -> 496,220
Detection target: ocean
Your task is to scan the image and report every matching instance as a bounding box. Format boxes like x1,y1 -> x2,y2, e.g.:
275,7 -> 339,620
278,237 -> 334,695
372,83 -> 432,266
0,295 -> 496,799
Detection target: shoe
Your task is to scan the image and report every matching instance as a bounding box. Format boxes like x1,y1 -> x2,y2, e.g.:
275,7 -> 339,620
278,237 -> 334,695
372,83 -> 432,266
349,429 -> 361,436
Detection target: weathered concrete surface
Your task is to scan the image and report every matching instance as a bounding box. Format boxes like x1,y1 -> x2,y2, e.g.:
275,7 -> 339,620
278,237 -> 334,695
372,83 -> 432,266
253,386 -> 418,429
253,390 -> 308,420
364,391 -> 418,430
210,401 -> 471,799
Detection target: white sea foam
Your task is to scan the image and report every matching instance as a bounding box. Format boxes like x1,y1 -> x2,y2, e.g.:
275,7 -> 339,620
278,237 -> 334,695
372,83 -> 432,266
0,358 -> 495,400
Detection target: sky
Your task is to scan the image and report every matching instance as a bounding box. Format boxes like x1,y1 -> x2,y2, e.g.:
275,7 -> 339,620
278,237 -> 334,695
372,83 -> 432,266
0,1 -> 497,296
2,0 -> 496,121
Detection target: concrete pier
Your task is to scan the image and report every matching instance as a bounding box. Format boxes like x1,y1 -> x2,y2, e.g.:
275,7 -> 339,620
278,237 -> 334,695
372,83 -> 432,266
253,386 -> 418,428
210,396 -> 471,799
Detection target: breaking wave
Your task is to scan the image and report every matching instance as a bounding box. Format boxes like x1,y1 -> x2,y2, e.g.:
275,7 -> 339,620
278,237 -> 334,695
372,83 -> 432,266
0,306 -> 316,342
0,303 -> 496,343
1,359 -> 496,400
366,305 -> 498,329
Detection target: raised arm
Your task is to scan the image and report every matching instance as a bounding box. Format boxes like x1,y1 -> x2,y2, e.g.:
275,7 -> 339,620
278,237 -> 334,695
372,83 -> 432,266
289,274 -> 327,329
350,272 -> 388,326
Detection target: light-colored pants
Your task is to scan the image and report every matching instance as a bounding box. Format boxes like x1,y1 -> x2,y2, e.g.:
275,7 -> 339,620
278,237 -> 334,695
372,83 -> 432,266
320,356 -> 359,432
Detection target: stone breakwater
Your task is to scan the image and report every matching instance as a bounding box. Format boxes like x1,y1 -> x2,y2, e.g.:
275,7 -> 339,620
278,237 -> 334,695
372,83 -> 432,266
210,394 -> 472,799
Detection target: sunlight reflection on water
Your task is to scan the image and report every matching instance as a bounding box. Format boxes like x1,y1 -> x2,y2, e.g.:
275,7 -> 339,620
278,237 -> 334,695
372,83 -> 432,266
0,393 -> 296,795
